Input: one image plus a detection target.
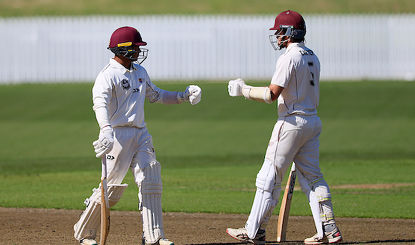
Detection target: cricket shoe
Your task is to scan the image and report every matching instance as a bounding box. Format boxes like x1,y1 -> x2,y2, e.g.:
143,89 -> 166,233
325,225 -> 342,243
304,226 -> 342,244
142,238 -> 174,245
226,227 -> 265,244
304,234 -> 328,244
158,238 -> 174,245
80,238 -> 97,245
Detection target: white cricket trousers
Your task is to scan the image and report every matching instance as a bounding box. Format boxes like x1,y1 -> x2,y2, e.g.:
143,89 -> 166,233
106,126 -> 157,185
74,126 -> 163,241
267,114 -> 323,184
246,114 -> 324,238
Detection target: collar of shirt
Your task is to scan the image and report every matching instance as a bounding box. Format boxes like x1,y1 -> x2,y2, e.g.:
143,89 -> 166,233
284,42 -> 305,54
109,58 -> 136,73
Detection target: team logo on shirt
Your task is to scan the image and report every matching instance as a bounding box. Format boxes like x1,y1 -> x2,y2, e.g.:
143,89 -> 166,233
121,79 -> 130,90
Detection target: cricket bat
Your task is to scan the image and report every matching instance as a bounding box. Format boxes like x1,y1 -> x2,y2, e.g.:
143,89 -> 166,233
100,157 -> 110,245
276,163 -> 296,242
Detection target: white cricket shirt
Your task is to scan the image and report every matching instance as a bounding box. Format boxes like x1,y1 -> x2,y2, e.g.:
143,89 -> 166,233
92,59 -> 162,128
271,42 -> 320,117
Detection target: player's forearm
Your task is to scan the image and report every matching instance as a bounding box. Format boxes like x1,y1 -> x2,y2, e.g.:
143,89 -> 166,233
159,90 -> 182,104
242,85 -> 273,104
269,84 -> 284,101
94,106 -> 111,128
147,83 -> 201,105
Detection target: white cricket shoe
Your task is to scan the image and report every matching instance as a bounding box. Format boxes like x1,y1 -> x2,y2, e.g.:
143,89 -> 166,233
143,238 -> 174,245
159,238 -> 174,245
80,238 -> 98,245
304,226 -> 342,244
304,233 -> 328,244
226,227 -> 265,244
325,226 -> 342,243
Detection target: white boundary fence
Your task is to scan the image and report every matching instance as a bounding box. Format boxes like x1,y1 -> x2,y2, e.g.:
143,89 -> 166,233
1,15 -> 414,83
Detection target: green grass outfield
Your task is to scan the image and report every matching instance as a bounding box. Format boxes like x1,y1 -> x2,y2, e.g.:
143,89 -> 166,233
0,81 -> 414,219
1,0 -> 414,16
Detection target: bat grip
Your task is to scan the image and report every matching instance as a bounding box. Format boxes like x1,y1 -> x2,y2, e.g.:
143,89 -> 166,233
291,163 -> 296,172
101,156 -> 107,179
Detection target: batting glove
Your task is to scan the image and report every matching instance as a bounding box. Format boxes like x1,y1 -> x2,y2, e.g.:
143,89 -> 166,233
187,85 -> 202,105
92,126 -> 114,158
179,85 -> 202,105
228,78 -> 245,96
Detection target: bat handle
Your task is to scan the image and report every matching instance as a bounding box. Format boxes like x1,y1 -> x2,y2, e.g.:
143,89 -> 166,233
101,156 -> 107,179
291,163 -> 296,172
100,155 -> 110,245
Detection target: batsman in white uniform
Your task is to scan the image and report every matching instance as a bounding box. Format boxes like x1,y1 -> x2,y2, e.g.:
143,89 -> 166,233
73,26 -> 202,245
226,10 -> 342,244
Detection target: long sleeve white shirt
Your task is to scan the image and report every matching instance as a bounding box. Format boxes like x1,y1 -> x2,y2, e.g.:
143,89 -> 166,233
92,59 -> 177,129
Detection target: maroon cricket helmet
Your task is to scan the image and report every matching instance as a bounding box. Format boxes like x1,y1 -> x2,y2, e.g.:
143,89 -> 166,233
108,26 -> 147,49
270,10 -> 306,33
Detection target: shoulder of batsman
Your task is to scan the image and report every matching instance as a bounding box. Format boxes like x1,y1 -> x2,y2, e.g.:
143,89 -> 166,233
132,62 -> 146,72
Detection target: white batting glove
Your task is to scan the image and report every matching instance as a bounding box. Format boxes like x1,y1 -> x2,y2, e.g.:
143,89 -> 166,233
179,85 -> 202,105
92,126 -> 114,158
187,85 -> 202,105
228,78 -> 245,96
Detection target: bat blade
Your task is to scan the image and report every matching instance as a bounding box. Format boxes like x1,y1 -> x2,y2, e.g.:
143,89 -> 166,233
276,163 -> 296,242
100,158 -> 110,245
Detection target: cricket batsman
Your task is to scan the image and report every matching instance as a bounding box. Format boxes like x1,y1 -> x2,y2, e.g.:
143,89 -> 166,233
73,26 -> 202,245
225,10 -> 342,244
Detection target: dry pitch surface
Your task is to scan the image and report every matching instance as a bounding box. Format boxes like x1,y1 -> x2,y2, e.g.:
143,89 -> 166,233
1,207 -> 414,244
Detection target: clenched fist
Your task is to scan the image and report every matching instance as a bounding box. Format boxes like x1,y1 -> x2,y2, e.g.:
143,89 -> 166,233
228,78 -> 246,96
184,85 -> 202,105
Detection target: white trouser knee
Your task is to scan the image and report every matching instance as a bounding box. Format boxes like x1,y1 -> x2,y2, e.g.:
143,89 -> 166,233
74,184 -> 128,241
246,160 -> 280,239
139,161 -> 164,244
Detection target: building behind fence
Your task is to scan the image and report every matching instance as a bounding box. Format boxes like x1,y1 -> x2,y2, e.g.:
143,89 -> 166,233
1,15 -> 414,83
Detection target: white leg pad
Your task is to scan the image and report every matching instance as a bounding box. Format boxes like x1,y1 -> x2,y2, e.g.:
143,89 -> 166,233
74,184 -> 128,241
311,178 -> 335,223
246,160 -> 280,239
74,188 -> 101,241
140,161 -> 164,244
108,184 -> 128,207
297,170 -> 323,238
